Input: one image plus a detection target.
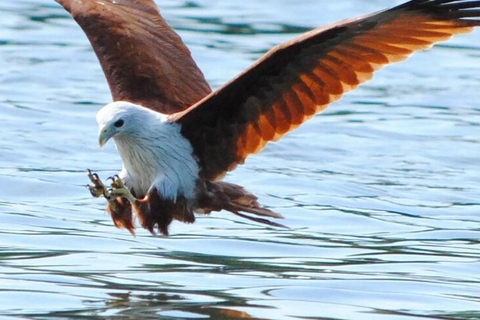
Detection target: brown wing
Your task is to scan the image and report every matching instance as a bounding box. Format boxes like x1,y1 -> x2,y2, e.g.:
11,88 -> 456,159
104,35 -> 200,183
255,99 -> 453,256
55,0 -> 211,114
172,0 -> 480,181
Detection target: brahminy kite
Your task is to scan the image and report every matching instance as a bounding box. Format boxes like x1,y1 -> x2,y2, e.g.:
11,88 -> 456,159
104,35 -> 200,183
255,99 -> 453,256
55,0 -> 480,235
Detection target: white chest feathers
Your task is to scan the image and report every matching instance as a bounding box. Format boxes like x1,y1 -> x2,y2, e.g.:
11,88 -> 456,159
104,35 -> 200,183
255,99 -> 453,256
97,102 -> 199,201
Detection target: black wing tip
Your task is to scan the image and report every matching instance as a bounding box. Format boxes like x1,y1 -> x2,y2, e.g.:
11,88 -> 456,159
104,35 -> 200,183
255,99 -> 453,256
393,0 -> 480,25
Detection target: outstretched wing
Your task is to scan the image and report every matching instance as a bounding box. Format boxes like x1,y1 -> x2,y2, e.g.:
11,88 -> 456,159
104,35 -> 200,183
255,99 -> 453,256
173,0 -> 480,181
55,0 -> 212,114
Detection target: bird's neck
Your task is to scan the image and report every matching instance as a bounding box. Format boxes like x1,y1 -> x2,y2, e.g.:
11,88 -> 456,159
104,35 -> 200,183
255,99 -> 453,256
114,122 -> 199,201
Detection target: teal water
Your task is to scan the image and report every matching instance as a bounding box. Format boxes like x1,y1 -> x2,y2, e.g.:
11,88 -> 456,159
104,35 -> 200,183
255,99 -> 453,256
1,1 -> 480,319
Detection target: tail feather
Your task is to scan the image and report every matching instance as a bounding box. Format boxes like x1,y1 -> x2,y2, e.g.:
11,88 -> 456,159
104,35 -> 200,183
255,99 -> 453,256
230,210 -> 288,228
197,181 -> 287,228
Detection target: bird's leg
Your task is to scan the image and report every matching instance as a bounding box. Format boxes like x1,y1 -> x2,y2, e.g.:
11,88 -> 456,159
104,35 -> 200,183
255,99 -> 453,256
87,169 -> 109,198
109,175 -> 138,204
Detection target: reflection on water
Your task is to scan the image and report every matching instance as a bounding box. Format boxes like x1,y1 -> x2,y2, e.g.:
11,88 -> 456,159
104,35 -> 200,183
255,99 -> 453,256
1,0 -> 480,319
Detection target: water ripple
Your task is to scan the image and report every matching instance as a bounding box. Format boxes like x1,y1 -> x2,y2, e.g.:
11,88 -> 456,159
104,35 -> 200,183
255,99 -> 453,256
1,0 -> 480,319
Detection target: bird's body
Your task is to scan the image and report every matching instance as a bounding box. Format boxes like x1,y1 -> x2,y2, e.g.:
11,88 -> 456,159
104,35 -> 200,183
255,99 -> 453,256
95,101 -> 283,235
55,0 -> 480,236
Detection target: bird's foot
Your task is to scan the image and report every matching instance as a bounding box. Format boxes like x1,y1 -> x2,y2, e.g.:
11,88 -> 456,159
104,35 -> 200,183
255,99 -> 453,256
87,170 -> 137,204
87,169 -> 109,198
108,175 -> 137,204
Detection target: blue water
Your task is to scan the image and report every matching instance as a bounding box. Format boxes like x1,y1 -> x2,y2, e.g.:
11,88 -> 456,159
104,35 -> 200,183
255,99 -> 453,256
1,0 -> 480,319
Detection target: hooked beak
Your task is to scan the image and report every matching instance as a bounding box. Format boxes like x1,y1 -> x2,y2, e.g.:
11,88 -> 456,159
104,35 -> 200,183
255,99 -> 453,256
98,125 -> 112,148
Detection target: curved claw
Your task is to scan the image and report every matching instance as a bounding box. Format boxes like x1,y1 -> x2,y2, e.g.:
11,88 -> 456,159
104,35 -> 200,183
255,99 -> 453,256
87,169 -> 101,183
110,175 -> 125,189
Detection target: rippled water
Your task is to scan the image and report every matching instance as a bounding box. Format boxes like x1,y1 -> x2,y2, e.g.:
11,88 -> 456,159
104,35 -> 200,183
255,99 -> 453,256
1,0 -> 480,319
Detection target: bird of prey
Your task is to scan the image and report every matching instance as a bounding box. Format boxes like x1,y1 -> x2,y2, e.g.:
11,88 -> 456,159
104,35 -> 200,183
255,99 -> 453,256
55,0 -> 480,236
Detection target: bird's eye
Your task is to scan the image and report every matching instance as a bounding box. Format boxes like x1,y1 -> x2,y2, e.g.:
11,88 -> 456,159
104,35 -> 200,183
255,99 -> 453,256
114,119 -> 124,128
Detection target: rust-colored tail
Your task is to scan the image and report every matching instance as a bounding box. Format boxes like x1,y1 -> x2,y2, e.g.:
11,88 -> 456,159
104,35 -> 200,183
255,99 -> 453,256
197,181 -> 287,228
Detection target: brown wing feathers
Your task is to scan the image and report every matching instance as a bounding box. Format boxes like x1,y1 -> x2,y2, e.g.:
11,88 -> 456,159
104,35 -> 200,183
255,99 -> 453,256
56,0 -> 480,181
175,0 -> 480,181
55,0 -> 211,114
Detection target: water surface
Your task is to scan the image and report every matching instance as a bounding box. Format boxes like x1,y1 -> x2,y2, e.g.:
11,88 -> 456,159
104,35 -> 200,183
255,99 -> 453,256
1,0 -> 480,319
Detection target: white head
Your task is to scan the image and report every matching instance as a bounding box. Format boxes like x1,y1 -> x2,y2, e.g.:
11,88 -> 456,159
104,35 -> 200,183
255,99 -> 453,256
96,101 -> 164,147
95,100 -> 199,201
